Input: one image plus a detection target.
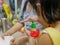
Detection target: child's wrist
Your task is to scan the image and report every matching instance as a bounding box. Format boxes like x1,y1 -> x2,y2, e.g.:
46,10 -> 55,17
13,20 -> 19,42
20,22 -> 24,27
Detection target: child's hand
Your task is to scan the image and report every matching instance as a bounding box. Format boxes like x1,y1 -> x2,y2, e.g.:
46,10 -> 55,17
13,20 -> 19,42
10,38 -> 15,45
1,33 -> 10,39
25,30 -> 30,36
1,34 -> 5,39
29,36 -> 36,45
11,38 -> 24,45
20,16 -> 38,23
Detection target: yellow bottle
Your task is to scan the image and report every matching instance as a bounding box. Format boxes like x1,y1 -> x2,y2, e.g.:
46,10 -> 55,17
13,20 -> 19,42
3,4 -> 10,16
2,3 -> 12,20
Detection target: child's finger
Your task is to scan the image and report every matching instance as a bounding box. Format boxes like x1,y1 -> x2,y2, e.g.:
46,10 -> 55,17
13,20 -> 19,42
10,39 -> 15,45
10,38 -> 15,42
10,42 -> 15,45
25,30 -> 30,36
20,18 -> 29,23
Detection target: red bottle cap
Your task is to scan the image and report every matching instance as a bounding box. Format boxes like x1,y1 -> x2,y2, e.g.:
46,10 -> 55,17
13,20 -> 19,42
30,29 -> 40,38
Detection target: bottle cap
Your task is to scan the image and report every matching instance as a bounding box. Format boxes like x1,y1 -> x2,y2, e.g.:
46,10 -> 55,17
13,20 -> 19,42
31,22 -> 36,29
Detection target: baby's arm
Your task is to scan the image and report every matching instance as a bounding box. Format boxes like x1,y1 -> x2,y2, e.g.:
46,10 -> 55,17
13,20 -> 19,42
2,16 -> 38,36
2,22 -> 23,36
2,15 -> 37,36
